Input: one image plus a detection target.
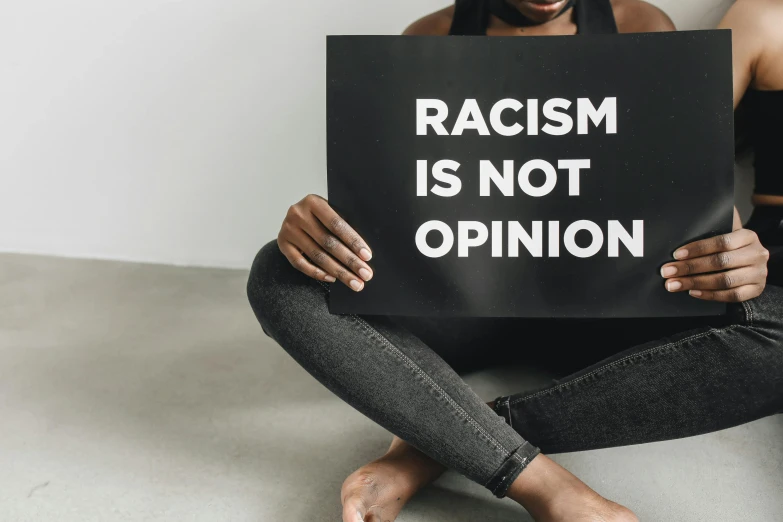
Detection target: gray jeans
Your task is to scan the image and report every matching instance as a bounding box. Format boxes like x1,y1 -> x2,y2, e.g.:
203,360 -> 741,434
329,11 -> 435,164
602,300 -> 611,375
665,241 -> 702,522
247,240 -> 783,498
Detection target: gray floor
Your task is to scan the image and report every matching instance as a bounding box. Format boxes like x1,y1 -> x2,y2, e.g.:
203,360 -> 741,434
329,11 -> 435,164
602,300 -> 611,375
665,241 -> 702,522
0,253 -> 780,522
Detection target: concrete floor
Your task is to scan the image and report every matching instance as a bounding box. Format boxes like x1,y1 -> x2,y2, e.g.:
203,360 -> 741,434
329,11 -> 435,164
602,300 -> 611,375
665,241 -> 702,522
0,253 -> 781,522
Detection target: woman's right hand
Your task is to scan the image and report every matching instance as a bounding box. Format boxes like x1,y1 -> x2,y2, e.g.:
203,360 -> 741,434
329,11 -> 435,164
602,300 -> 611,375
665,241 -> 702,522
277,194 -> 373,291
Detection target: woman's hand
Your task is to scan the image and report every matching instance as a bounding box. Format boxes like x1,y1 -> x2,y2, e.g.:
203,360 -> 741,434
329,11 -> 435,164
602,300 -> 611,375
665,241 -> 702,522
277,194 -> 373,291
661,209 -> 769,302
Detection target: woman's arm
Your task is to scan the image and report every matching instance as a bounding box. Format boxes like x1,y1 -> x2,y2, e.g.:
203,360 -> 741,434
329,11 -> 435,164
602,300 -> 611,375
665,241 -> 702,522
658,1 -> 775,302
718,0 -> 767,108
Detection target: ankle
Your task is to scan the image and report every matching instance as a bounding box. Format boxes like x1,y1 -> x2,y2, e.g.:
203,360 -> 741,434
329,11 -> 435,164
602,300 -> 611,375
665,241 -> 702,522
505,455 -> 599,518
380,438 -> 446,487
384,439 -> 434,469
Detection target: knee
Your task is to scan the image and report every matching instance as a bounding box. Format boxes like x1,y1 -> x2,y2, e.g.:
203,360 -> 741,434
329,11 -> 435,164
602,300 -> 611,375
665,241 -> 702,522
247,240 -> 331,350
246,240 -> 292,331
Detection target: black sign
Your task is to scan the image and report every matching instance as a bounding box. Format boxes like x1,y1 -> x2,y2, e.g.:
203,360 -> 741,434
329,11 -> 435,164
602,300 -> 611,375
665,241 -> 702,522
327,31 -> 734,318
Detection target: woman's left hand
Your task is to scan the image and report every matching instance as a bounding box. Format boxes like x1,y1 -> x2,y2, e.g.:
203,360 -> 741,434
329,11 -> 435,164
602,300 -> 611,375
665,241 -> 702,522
660,208 -> 770,302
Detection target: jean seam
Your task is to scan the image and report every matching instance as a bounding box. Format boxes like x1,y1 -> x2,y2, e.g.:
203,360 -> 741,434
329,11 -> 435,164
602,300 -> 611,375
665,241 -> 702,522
741,300 -> 754,327
350,314 -> 517,460
316,281 -> 519,465
508,325 -> 739,406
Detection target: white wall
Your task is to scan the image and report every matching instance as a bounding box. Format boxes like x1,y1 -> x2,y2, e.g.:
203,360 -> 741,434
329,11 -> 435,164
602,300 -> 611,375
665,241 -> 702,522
0,0 -> 738,269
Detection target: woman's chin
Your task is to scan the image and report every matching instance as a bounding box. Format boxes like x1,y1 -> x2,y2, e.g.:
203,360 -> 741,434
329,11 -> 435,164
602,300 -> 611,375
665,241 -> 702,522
513,0 -> 570,23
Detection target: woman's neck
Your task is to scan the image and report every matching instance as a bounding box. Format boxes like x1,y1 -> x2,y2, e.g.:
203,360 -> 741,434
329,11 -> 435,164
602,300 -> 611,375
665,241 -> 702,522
487,3 -> 577,36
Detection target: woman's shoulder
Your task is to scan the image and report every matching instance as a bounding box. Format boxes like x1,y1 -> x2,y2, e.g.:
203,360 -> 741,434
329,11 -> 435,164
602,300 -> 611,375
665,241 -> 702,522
611,0 -> 676,33
721,0 -> 783,37
721,0 -> 783,91
403,6 -> 456,35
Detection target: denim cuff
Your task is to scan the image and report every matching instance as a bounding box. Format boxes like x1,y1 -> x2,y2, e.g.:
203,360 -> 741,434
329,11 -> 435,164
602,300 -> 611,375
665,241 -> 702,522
485,440 -> 540,498
493,396 -> 514,427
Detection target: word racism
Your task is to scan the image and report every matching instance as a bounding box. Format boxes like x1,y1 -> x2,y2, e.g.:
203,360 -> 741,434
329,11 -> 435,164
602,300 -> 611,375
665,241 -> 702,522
415,97 -> 643,259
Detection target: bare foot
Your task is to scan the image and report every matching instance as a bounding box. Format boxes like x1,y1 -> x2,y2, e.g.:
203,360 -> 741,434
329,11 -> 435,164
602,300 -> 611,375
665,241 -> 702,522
507,455 -> 638,522
341,439 -> 635,522
342,422 -> 636,522
341,437 -> 445,522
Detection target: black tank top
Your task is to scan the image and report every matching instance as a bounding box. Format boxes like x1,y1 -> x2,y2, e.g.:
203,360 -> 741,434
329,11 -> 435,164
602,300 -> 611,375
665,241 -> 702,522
449,0 -> 618,35
743,89 -> 783,196
742,89 -> 783,285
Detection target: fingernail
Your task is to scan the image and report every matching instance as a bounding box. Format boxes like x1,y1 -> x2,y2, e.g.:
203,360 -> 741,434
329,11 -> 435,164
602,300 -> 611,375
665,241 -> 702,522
673,249 -> 688,260
689,290 -> 703,297
359,248 -> 372,261
349,280 -> 363,291
359,268 -> 372,281
667,281 -> 682,292
324,275 -> 336,283
661,266 -> 678,277
356,510 -> 363,522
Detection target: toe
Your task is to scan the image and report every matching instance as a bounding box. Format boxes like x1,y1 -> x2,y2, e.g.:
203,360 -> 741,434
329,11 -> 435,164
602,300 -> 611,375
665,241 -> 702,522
340,461 -> 417,522
342,492 -> 368,522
